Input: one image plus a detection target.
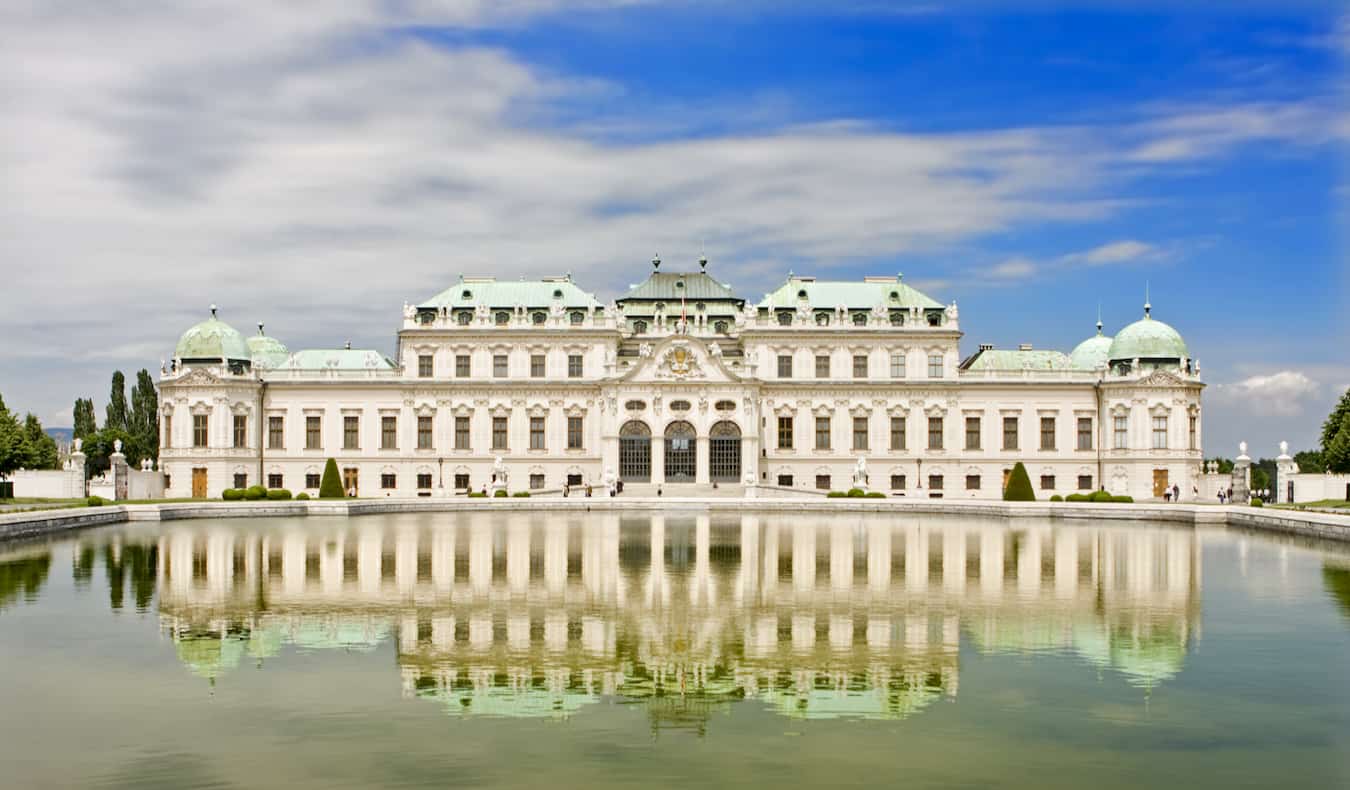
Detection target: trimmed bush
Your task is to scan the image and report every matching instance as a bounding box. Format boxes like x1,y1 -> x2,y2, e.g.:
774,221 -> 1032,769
319,458 -> 344,499
1250,497 -> 1263,507
1003,462 -> 1035,501
826,491 -> 847,498
493,489 -> 508,498
846,488 -> 865,498
295,492 -> 310,501
467,491 -> 488,498
865,491 -> 886,498
1090,490 -> 1113,503
222,488 -> 244,501
86,495 -> 106,507
1065,493 -> 1088,502
512,491 -> 531,497
267,489 -> 293,500
243,485 -> 267,501
1112,495 -> 1134,503
1049,494 -> 1063,502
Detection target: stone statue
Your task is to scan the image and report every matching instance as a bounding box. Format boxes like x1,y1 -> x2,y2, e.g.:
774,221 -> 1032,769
113,439 -> 123,454
550,300 -> 565,318
1239,441 -> 1248,457
638,342 -> 653,358
852,456 -> 868,490
160,358 -> 167,374
73,438 -> 83,453
475,302 -> 490,321
946,300 -> 959,322
709,342 -> 722,358
403,302 -> 415,320
1279,440 -> 1289,457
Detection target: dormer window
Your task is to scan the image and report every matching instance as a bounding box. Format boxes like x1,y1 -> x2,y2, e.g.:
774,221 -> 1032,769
695,302 -> 705,312
532,312 -> 546,325
570,311 -> 584,325
633,320 -> 647,334
461,290 -> 472,299
852,312 -> 867,326
889,311 -> 905,326
456,311 -> 472,325
714,320 -> 728,334
889,290 -> 899,302
797,289 -> 808,299
927,312 -> 941,327
495,311 -> 510,325
777,311 -> 792,326
418,310 -> 435,325
675,281 -> 685,290
815,312 -> 830,326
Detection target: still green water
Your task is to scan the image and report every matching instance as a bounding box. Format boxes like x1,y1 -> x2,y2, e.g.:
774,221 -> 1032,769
0,513 -> 1347,789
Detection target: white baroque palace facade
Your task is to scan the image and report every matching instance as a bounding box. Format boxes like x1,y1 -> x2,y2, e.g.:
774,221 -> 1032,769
158,258 -> 1204,500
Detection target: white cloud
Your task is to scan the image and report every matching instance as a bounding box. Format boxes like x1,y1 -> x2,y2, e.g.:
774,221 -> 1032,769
1060,240 -> 1159,266
1217,371 -> 1321,417
986,258 -> 1038,279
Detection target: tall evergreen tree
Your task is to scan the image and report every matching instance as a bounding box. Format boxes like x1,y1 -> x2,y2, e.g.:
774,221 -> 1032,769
129,369 -> 159,463
105,371 -> 129,434
21,414 -> 59,470
1322,389 -> 1350,465
72,398 -> 98,441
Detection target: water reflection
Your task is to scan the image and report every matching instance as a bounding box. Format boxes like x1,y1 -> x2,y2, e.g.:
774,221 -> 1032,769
0,550 -> 51,609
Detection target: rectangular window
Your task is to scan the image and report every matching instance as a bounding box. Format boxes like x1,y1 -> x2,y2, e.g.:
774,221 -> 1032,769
1077,417 -> 1093,451
1152,416 -> 1168,449
815,474 -> 831,490
890,474 -> 906,490
232,414 -> 247,449
381,416 -> 397,450
928,474 -> 944,491
529,473 -> 544,490
568,354 -> 583,378
566,473 -> 582,486
530,416 -> 545,450
455,416 -> 470,450
966,474 -> 981,490
815,355 -> 830,378
530,354 -> 545,378
852,354 -> 868,379
492,417 -> 508,450
815,417 -> 831,450
567,416 -> 583,449
1003,416 -> 1019,451
267,416 -> 283,449
777,354 -> 793,378
381,473 -> 397,490
343,416 -> 359,450
1040,417 -> 1056,451
163,415 -> 172,449
305,473 -> 321,489
1114,416 -> 1128,449
927,354 -> 943,378
267,473 -> 282,489
852,416 -> 868,450
777,474 -> 793,487
965,417 -> 981,451
417,473 -> 433,490
418,354 -> 433,378
890,354 -> 905,378
417,416 -> 433,450
1188,415 -> 1197,450
927,417 -> 943,450
455,355 -> 470,378
1040,475 -> 1056,490
777,416 -> 794,450
890,417 -> 906,451
233,472 -> 247,489
193,414 -> 209,448
453,473 -> 468,490
305,416 -> 321,450
493,354 -> 508,377
1077,475 -> 1093,491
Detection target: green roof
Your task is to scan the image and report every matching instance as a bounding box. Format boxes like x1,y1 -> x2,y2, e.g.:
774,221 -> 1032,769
758,276 -> 943,310
1107,315 -> 1188,362
419,277 -> 599,310
272,349 -> 397,371
246,325 -> 289,368
961,349 -> 1073,371
175,309 -> 251,361
619,271 -> 741,303
1068,332 -> 1113,370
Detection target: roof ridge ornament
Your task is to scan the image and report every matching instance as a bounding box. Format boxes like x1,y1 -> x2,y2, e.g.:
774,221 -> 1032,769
1096,303 -> 1103,335
1144,281 -> 1151,319
652,254 -> 661,271
210,304 -> 218,319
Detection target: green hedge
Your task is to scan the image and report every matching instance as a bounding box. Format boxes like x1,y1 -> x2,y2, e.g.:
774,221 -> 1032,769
1090,490 -> 1113,503
222,488 -> 243,501
1064,492 -> 1133,504
1003,462 -> 1035,501
267,489 -> 292,500
1250,497 -> 1263,507
86,495 -> 107,507
1049,494 -> 1063,502
512,491 -> 531,497
319,458 -> 344,499
295,492 -> 310,500
846,488 -> 865,498
467,491 -> 487,498
826,491 -> 847,498
1112,495 -> 1133,503
865,491 -> 886,498
1065,493 -> 1088,502
494,489 -> 509,498
243,485 -> 267,501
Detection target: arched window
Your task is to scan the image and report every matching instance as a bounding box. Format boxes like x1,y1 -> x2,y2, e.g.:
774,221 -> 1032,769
852,312 -> 867,326
709,420 -> 741,481
553,289 -> 563,298
777,311 -> 793,326
570,311 -> 584,325
815,312 -> 830,326
713,320 -> 728,334
926,312 -> 941,327
495,311 -> 510,325
461,290 -> 472,300
664,421 -> 697,483
889,310 -> 905,326
456,311 -> 472,326
619,421 -> 652,482
633,320 -> 648,334
532,312 -> 546,325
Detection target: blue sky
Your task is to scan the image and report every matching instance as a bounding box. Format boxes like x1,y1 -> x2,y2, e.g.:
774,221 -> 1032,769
1,1 -> 1345,456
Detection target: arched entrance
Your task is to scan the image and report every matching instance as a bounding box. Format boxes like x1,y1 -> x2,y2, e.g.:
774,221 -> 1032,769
709,420 -> 741,482
664,421 -> 696,483
620,421 -> 652,482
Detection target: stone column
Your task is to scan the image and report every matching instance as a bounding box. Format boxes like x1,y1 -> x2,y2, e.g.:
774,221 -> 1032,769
695,436 -> 710,484
1275,441 -> 1298,504
109,441 -> 129,501
651,437 -> 664,485
1232,442 -> 1251,504
70,441 -> 87,498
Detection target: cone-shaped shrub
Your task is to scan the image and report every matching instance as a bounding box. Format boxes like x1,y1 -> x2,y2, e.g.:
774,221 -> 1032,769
1003,462 -> 1035,501
319,458 -> 344,499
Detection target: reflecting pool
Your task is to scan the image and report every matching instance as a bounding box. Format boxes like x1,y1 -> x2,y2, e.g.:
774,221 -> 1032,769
1,513 -> 1348,788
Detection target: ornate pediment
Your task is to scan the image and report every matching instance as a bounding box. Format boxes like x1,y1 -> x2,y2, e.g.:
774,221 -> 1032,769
173,367 -> 223,387
657,343 -> 704,380
1137,370 -> 1184,387
622,337 -> 741,384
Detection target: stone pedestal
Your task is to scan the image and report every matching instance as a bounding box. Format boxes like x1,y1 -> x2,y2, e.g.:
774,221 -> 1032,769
1232,442 -> 1251,504
1275,441 -> 1298,504
110,448 -> 129,501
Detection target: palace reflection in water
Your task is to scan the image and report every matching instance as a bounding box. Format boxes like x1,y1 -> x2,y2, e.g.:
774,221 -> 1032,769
63,515 -> 1203,728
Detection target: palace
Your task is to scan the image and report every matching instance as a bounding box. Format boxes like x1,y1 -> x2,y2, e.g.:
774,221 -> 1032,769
158,257 -> 1203,500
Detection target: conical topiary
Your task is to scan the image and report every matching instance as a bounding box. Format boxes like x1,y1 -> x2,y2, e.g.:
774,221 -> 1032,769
1003,461 -> 1035,501
319,458 -> 344,499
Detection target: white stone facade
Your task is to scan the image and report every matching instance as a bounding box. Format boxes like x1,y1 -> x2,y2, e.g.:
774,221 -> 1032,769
158,268 -> 1204,500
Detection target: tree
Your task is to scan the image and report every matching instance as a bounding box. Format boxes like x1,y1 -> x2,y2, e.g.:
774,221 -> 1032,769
1251,465 -> 1271,494
1293,450 -> 1324,474
72,398 -> 98,441
319,458 -> 344,498
81,428 -> 132,480
105,371 -> 129,434
1205,457 -> 1235,474
1003,462 -> 1035,501
1322,388 -> 1350,454
21,414 -> 59,470
0,404 -> 27,478
128,369 -> 159,464
1325,410 -> 1350,475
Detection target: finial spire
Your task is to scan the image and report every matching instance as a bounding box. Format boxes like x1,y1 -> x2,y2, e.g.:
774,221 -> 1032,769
258,322 -> 265,335
1096,303 -> 1103,335
210,303 -> 218,318
344,340 -> 351,350
652,254 -> 661,271
1144,282 -> 1151,318
698,254 -> 708,271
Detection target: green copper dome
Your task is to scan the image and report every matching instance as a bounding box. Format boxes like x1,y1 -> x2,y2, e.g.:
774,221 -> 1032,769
246,323 -> 289,368
1069,325 -> 1114,370
175,307 -> 251,361
1107,312 -> 1187,362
